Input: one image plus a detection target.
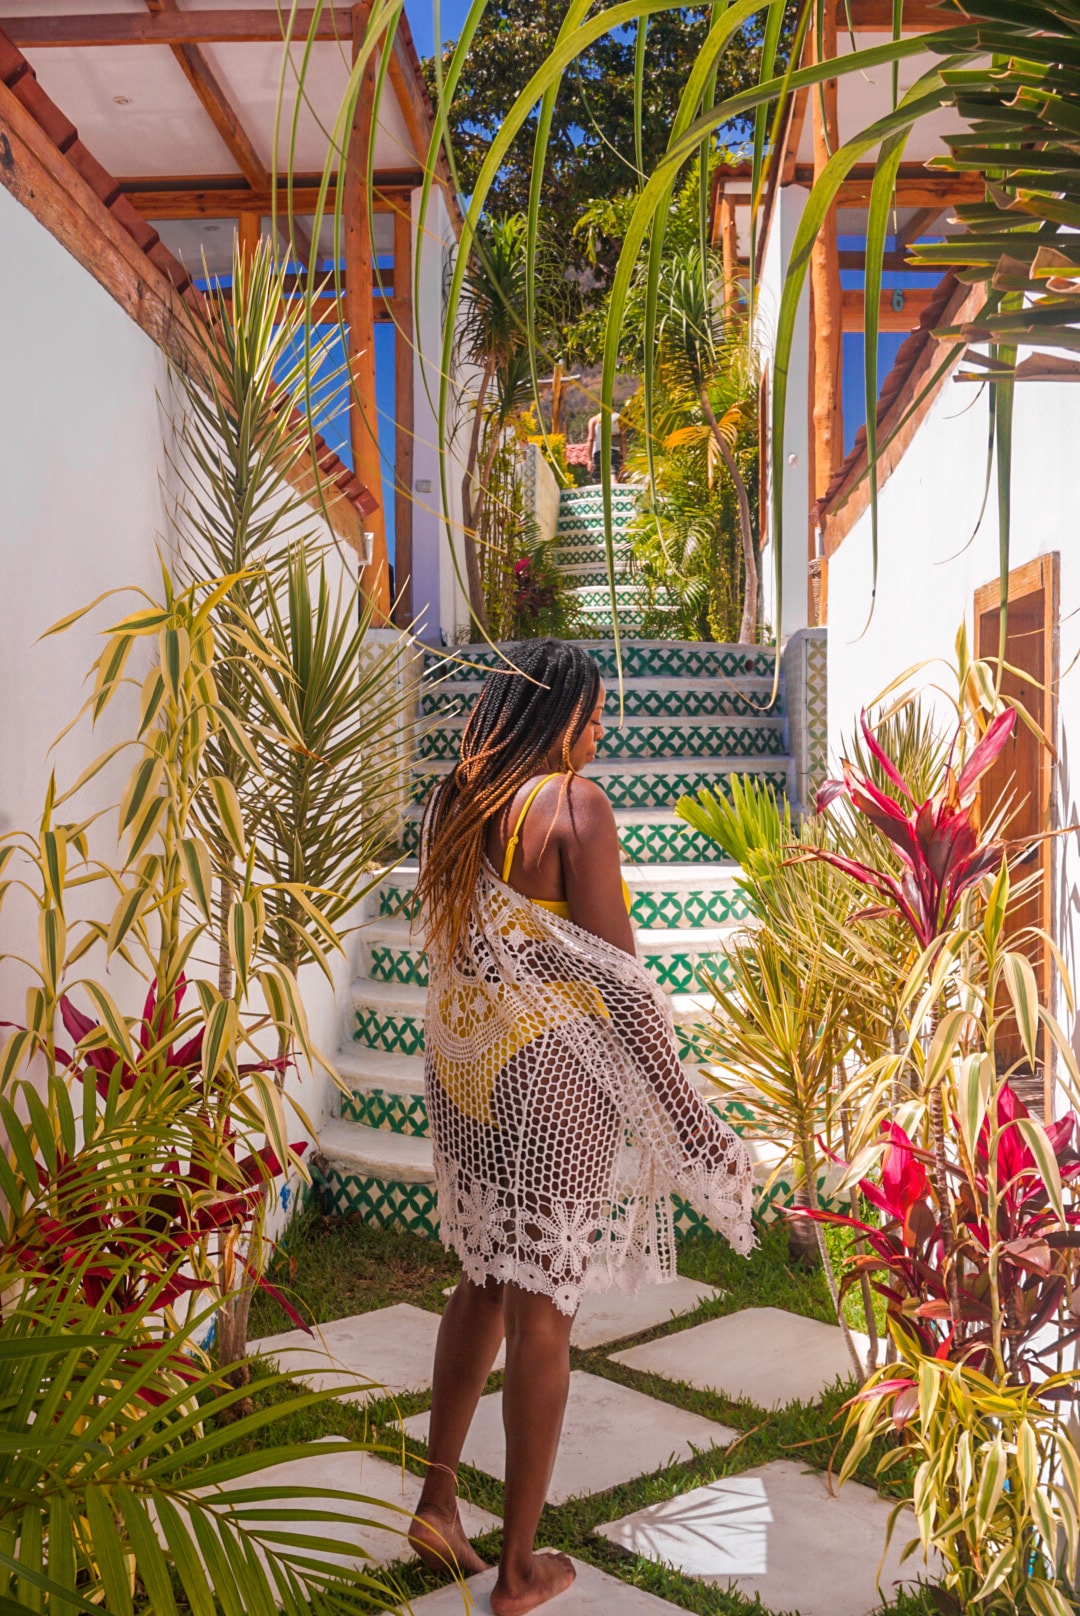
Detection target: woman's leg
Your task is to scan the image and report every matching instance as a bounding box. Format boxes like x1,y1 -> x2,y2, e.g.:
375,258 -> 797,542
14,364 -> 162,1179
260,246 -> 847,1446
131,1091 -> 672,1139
410,1276 -> 506,1573
490,1287 -> 576,1616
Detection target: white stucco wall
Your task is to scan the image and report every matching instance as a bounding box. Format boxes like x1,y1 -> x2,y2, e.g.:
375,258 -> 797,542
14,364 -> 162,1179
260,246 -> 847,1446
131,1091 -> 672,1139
410,186 -> 470,644
825,362 -> 1080,1075
756,185 -> 812,642
0,187 -> 368,1220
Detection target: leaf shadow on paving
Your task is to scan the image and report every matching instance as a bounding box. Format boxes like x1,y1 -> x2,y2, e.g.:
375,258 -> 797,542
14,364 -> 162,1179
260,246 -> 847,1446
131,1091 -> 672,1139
229,1211 -> 941,1616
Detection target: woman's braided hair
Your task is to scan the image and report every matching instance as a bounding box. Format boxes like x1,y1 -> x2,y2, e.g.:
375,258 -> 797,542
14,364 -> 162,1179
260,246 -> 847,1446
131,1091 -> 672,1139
417,639 -> 601,962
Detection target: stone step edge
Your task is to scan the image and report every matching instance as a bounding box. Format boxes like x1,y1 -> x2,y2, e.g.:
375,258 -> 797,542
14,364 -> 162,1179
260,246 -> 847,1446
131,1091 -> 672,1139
370,859 -> 744,887
360,918 -> 749,951
420,712 -> 785,734
350,981 -> 715,1019
412,756 -> 795,782
315,1116 -> 782,1188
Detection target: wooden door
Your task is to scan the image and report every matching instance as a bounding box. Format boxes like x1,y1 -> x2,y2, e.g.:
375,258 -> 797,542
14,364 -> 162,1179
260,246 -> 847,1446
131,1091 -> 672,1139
974,554 -> 1058,1116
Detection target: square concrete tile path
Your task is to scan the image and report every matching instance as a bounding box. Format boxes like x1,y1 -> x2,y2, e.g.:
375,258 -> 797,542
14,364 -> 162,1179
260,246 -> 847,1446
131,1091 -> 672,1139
397,1555 -> 689,1613
400,1371 -> 736,1504
441,1277 -> 721,1349
200,1441 -> 499,1571
250,1304 -> 503,1406
571,1277 -> 720,1348
611,1306 -> 866,1409
596,1460 -> 929,1616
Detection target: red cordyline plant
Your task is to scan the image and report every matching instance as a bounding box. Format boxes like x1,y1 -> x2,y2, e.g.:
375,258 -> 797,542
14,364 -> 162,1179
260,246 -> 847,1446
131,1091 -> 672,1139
6,978 -> 311,1338
810,1093 -> 1080,1383
815,708 -> 1016,949
811,707 -> 1018,1330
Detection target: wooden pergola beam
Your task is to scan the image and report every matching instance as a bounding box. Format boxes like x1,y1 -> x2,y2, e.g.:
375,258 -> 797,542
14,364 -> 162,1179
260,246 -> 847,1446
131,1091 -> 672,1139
808,2 -> 842,626
3,10 -> 348,48
346,1 -> 390,619
392,203 -> 414,629
895,204 -> 945,250
118,176 -> 419,219
834,0 -> 958,28
794,165 -> 983,207
841,287 -> 935,331
144,0 -> 312,263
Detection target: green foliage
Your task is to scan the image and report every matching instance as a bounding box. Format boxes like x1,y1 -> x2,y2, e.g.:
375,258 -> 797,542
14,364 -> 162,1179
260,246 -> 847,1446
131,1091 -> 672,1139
174,238 -> 404,1006
0,574 -> 404,1612
422,8 -> 769,299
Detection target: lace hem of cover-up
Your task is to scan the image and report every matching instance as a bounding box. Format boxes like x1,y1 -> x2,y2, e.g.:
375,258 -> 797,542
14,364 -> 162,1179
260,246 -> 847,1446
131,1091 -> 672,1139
422,860 -> 755,1315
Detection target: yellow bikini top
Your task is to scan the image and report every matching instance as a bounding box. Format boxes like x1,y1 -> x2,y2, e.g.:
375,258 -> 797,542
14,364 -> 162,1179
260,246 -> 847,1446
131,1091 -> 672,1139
500,772 -> 632,920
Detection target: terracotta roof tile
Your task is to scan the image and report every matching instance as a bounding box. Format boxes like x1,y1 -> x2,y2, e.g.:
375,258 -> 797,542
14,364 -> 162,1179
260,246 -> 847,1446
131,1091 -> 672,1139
0,33 -> 30,88
66,143 -> 121,207
0,23 -> 377,523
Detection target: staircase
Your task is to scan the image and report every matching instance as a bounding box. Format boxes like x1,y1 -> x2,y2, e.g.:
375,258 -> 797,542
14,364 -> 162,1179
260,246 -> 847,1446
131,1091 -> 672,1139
313,486 -> 797,1238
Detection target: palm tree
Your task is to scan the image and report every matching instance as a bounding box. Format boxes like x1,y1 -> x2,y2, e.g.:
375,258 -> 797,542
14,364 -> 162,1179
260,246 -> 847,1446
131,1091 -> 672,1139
456,213 -> 533,631
623,243 -> 760,642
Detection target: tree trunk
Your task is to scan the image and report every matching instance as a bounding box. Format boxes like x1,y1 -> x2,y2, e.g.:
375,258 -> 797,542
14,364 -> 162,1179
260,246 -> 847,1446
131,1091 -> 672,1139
701,392 -> 758,644
460,365 -> 493,634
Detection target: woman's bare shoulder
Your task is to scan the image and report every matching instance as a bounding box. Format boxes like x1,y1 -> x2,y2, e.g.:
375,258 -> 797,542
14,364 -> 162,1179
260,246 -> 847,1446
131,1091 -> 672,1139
558,774 -> 617,837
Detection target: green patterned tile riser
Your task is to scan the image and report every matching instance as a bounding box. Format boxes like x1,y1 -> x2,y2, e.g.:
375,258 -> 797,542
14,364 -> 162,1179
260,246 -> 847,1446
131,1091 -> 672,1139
336,1089 -> 759,1143
412,766 -> 790,814
339,1088 -> 430,1134
375,879 -> 751,930
313,1172 -> 813,1242
353,1007 -> 425,1056
367,945 -> 428,987
400,814 -> 731,865
378,884 -> 421,921
551,545 -> 633,570
365,940 -> 731,994
352,1004 -> 721,1063
420,683 -> 779,721
313,1168 -> 440,1235
418,720 -> 785,764
422,644 -> 779,684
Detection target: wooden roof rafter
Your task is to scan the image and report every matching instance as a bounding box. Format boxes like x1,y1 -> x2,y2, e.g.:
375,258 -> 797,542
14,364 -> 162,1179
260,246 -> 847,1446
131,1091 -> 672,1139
142,0 -> 313,263
1,10 -> 353,48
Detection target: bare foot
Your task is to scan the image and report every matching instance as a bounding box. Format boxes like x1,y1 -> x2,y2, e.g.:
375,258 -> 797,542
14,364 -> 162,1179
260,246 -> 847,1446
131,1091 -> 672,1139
408,1506 -> 489,1576
491,1550 -> 576,1615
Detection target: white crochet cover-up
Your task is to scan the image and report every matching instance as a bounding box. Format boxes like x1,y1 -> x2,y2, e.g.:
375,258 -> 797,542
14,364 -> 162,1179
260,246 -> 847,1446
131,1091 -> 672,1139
422,860 -> 755,1314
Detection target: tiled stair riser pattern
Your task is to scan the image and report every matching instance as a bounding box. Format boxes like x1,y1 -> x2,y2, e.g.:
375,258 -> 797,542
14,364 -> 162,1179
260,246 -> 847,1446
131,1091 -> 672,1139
315,487 -> 799,1239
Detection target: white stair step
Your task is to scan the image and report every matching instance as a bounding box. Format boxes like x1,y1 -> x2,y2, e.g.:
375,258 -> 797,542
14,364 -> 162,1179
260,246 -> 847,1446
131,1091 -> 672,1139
315,1118 -> 434,1182
332,1045 -> 426,1093
361,916 -> 743,953
414,754 -> 792,783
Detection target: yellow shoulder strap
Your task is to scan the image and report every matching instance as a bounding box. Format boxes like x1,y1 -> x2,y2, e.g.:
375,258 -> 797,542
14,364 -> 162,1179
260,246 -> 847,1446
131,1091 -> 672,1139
501,773 -> 561,883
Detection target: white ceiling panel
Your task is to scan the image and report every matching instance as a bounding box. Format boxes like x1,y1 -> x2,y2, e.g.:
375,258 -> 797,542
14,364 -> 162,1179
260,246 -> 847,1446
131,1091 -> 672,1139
22,45 -> 238,172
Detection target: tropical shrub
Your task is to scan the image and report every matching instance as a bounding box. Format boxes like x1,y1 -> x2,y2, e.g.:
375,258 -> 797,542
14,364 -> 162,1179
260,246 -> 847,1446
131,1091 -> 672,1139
0,573 -> 407,1610
173,237 -> 413,1362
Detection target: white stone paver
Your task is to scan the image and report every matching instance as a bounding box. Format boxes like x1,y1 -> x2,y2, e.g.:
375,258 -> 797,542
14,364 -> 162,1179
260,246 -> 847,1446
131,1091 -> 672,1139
596,1460 -> 930,1616
250,1303 -> 504,1406
440,1277 -> 721,1348
611,1307 -> 867,1409
400,1371 -> 736,1504
396,1555 -> 692,1613
571,1278 -> 721,1348
200,1440 -> 499,1571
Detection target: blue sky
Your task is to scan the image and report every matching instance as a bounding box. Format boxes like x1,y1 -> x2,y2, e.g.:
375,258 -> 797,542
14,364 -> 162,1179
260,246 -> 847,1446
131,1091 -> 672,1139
406,0 -> 473,61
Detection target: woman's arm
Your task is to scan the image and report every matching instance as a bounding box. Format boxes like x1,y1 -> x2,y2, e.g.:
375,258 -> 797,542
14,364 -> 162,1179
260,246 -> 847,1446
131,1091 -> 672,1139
559,777 -> 635,954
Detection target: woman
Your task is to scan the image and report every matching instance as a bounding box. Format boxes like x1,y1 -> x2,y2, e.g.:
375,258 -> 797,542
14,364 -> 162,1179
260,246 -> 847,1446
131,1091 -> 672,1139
410,639 -> 753,1615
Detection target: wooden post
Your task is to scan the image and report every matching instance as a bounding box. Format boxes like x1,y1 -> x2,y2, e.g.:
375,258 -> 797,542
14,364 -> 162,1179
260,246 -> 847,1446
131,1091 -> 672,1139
809,7 -> 842,624
237,209 -> 260,263
720,195 -> 739,315
392,202 -> 414,629
346,1 -> 390,618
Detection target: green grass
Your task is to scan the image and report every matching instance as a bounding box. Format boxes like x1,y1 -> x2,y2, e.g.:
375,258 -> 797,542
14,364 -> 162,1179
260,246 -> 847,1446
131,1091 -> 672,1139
224,1210 -> 938,1615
